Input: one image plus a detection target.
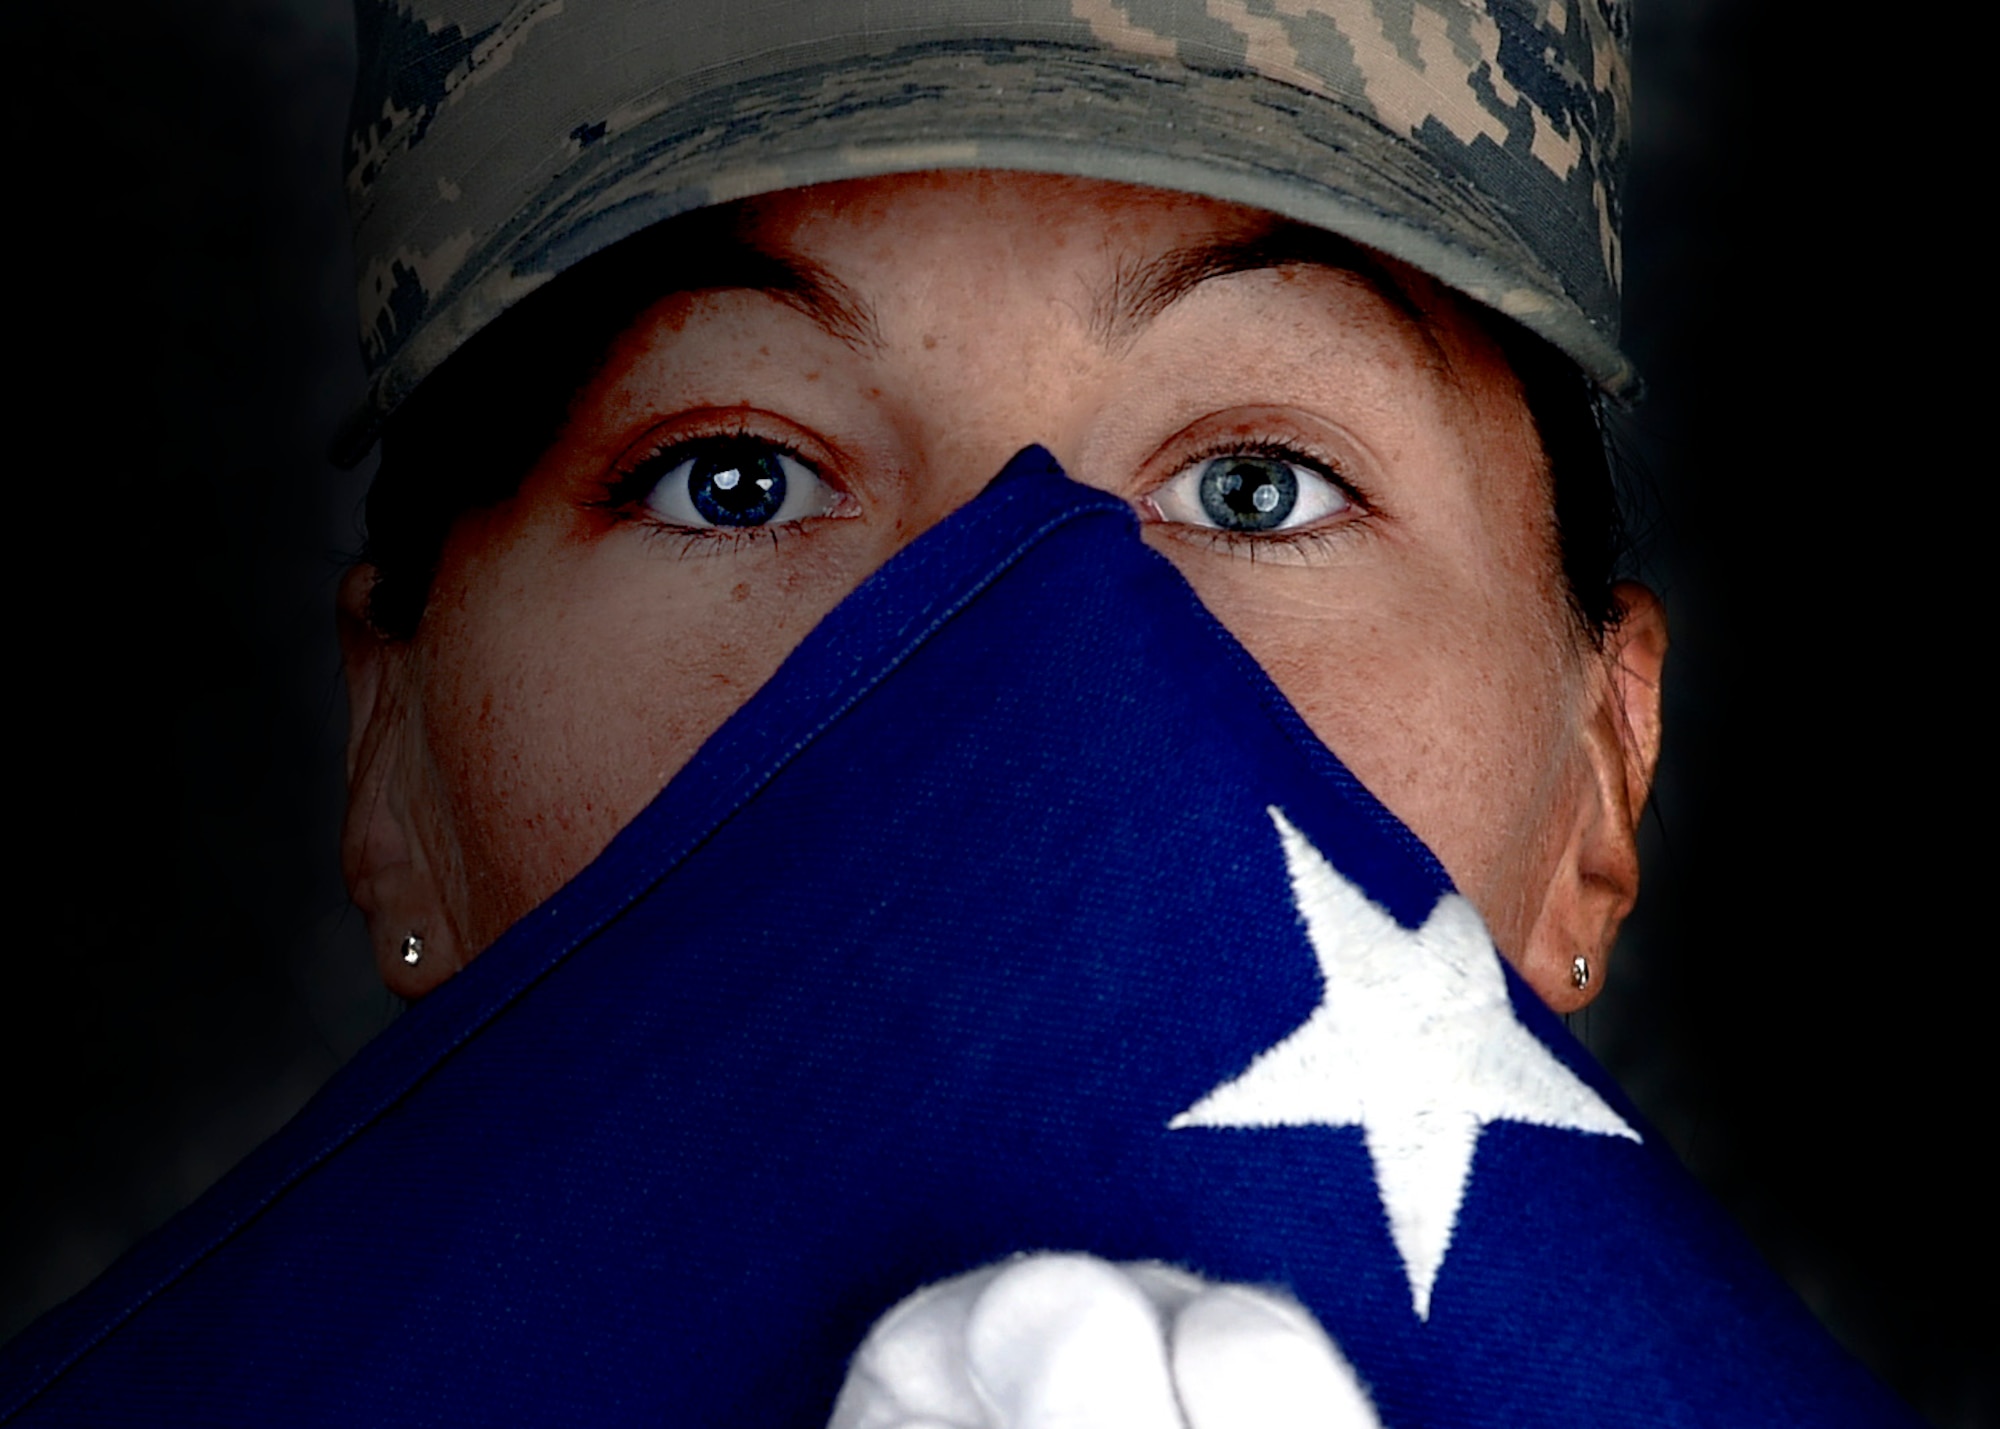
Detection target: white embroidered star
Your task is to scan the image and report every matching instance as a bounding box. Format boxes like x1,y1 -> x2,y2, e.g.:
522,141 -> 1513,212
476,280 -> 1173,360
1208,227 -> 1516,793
1171,808 -> 1639,1320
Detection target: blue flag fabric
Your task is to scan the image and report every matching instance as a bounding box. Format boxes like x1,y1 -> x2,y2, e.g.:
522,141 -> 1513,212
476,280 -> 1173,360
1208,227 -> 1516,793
2,452 -> 1910,1426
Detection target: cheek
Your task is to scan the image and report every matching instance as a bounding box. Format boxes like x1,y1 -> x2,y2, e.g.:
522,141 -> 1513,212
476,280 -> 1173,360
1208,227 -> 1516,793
412,525 -> 866,948
1152,540 -> 1587,950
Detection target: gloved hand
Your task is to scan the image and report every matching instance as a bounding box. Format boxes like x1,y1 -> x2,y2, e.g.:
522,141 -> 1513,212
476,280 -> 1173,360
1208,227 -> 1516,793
828,1253 -> 1381,1428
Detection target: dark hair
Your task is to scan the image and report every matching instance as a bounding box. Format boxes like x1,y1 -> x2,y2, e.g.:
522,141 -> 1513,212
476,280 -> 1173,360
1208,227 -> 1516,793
363,212 -> 1629,641
1477,315 -> 1631,642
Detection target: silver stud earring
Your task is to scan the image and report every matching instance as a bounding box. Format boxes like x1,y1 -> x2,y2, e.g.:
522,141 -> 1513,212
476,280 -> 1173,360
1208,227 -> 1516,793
401,932 -> 425,967
1570,955 -> 1591,991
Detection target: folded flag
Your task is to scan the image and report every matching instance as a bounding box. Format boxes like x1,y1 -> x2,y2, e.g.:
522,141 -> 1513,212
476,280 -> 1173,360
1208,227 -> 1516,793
0,451 -> 1913,1426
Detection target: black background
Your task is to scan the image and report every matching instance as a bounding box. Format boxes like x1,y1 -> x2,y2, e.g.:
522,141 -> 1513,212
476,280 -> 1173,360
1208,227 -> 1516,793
7,2 -> 1989,1422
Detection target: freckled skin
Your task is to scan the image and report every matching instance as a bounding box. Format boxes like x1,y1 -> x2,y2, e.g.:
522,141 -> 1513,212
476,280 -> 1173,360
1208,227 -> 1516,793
340,172 -> 1664,1007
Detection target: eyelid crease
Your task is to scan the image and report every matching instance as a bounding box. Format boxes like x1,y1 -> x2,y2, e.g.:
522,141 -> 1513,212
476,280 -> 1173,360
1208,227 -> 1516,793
1149,431 -> 1373,513
1137,432 -> 1377,559
594,414 -> 837,513
589,422 -> 857,560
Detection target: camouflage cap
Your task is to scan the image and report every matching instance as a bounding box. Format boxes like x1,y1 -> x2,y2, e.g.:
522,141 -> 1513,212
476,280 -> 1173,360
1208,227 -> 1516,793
337,0 -> 1634,463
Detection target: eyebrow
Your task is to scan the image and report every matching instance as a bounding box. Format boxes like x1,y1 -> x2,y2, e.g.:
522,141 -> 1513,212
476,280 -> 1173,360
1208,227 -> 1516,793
1088,221 -> 1428,350
616,208 -> 1413,358
656,215 -> 886,353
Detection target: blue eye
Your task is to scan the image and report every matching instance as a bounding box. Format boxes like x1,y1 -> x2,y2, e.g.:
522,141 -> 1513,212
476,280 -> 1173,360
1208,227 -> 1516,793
1151,453 -> 1352,534
1198,456 -> 1297,530
639,437 -> 838,529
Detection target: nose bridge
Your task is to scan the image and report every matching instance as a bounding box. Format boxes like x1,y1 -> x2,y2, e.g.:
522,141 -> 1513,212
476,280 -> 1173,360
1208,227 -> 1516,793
875,293 -> 1108,547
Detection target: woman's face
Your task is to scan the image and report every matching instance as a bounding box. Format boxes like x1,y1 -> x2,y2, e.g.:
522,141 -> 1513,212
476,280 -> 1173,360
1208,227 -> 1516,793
340,171 -> 1663,1008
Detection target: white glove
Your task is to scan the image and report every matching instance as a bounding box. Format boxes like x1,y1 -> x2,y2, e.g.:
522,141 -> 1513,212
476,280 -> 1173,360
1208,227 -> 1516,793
828,1253 -> 1382,1429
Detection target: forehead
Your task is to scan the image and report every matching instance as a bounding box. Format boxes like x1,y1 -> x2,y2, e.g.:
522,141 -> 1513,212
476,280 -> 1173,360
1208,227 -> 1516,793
723,172 -> 1453,348
578,177 -> 1537,535
595,173 -> 1525,455
751,169 -> 1305,255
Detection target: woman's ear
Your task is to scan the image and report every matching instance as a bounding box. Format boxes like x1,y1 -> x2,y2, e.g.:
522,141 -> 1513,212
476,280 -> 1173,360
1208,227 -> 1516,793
1518,582 -> 1668,1012
336,564 -> 466,998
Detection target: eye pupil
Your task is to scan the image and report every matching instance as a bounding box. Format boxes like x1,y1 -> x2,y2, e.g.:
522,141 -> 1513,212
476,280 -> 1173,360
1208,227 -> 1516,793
1200,457 -> 1298,531
690,442 -> 788,526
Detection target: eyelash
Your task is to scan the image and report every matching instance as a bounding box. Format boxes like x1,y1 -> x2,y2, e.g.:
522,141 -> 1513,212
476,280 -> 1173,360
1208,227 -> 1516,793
1148,432 -> 1372,556
596,420 -> 1369,560
596,419 -> 837,554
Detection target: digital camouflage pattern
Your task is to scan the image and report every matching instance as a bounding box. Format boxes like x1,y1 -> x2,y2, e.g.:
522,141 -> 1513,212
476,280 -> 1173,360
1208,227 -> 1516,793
339,0 -> 1634,462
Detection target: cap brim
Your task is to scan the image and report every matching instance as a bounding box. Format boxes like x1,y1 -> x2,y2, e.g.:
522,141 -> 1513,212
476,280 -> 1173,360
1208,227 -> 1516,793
334,41 -> 1634,466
